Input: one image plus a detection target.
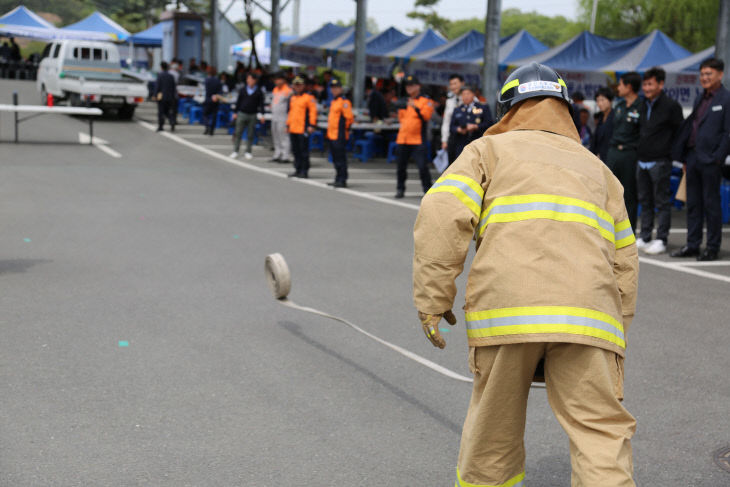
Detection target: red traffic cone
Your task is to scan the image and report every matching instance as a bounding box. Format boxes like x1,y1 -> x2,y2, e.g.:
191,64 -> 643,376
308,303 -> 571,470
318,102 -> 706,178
46,93 -> 54,106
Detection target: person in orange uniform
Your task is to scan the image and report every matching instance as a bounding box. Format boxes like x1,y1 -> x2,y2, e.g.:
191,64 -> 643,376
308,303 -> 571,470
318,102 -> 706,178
394,75 -> 434,198
287,76 -> 318,178
326,78 -> 355,188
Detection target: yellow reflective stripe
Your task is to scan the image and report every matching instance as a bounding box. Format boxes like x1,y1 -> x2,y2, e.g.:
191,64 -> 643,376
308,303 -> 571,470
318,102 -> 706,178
614,219 -> 636,248
558,78 -> 567,88
481,194 -> 613,224
478,194 -> 615,241
428,174 -> 484,217
456,468 -> 525,487
501,79 -> 519,95
481,209 -> 615,242
465,306 -> 625,349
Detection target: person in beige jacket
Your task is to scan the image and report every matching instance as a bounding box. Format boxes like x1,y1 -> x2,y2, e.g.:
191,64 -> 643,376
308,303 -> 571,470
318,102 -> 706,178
413,63 -> 639,487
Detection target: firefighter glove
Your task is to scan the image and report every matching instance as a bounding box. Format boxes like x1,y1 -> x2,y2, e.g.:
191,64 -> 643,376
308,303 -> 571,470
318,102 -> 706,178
418,310 -> 457,349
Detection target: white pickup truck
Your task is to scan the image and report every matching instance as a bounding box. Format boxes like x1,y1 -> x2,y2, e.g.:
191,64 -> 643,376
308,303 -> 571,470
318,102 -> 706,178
37,40 -> 147,119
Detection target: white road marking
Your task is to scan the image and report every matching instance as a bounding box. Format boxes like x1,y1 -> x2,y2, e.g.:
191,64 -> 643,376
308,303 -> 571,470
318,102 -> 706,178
639,257 -> 730,283
139,118 -> 730,283
78,132 -> 121,158
675,261 -> 730,267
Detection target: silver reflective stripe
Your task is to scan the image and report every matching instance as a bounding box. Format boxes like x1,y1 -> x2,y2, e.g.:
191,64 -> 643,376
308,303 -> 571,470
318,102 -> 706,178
615,226 -> 634,241
466,314 -> 625,342
431,179 -> 483,208
481,201 -> 614,234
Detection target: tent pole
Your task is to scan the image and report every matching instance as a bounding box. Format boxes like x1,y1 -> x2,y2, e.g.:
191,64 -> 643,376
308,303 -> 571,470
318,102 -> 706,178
590,0 -> 598,33
271,0 -> 281,71
353,0 -> 367,110
482,0 -> 501,113
717,0 -> 730,70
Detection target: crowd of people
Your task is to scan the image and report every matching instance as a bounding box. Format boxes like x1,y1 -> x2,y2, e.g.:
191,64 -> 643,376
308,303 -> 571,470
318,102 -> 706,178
153,57 -> 728,258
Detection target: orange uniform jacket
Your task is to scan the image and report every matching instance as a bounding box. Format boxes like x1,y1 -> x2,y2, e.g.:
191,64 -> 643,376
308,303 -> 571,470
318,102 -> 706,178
327,96 -> 354,141
287,92 -> 317,134
396,95 -> 434,145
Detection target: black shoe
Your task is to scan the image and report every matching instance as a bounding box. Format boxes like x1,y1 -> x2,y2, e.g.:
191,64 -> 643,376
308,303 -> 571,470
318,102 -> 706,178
208,130 -> 214,136
334,181 -> 347,188
170,125 -> 175,132
327,181 -> 336,186
203,128 -> 209,135
670,245 -> 700,258
287,171 -> 300,178
395,190 -> 405,199
697,248 -> 719,261
156,127 -> 163,132
270,157 -> 281,162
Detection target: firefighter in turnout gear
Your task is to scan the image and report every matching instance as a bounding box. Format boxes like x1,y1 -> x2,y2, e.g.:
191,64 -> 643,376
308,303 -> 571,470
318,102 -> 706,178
413,63 -> 639,487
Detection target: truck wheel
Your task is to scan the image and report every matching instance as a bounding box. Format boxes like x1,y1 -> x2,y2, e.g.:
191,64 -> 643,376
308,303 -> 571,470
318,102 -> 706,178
118,105 -> 136,120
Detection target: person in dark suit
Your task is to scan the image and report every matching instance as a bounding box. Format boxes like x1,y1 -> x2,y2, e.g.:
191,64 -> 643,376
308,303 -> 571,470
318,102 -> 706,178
202,65 -> 223,136
155,61 -> 177,132
591,87 -> 614,161
671,58 -> 730,261
365,78 -> 388,122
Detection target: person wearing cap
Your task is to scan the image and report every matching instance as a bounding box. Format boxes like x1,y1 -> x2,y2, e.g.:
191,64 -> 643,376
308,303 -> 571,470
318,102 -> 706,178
448,84 -> 493,161
413,62 -> 638,486
287,76 -> 318,178
270,71 -> 293,163
394,75 -> 435,198
325,78 -> 354,188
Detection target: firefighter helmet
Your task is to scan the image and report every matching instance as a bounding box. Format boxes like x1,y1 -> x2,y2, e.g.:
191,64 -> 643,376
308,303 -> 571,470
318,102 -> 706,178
496,62 -> 572,119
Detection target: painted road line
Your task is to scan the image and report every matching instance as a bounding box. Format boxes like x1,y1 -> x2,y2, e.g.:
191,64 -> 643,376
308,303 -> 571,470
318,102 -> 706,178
639,256 -> 730,284
78,132 -> 121,158
675,261 -> 730,267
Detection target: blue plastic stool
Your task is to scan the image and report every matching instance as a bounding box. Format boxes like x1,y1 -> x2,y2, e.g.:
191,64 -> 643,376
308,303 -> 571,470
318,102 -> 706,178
721,180 -> 730,224
309,130 -> 325,151
215,108 -> 229,129
188,106 -> 203,124
180,99 -> 194,119
353,138 -> 376,162
387,141 -> 398,163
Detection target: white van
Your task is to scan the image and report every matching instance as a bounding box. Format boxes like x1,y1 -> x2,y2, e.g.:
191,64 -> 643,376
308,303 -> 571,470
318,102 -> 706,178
37,40 -> 147,119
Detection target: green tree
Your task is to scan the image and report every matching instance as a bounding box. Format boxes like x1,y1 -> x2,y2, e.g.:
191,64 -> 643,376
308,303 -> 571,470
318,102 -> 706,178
407,0 -> 451,37
577,0 -> 718,51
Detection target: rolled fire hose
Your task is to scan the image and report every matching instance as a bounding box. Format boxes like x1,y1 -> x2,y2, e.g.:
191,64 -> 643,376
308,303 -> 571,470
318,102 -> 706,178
265,253 -> 545,388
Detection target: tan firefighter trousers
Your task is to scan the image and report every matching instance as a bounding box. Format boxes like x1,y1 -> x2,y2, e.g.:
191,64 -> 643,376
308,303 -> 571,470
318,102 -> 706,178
456,343 -> 636,487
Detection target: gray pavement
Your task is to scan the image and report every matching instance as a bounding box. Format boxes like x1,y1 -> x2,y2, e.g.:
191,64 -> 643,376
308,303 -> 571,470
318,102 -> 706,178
1,79 -> 729,486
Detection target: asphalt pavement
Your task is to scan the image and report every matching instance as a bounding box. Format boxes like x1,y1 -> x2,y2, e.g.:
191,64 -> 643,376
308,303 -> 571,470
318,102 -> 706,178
1,79 -> 729,486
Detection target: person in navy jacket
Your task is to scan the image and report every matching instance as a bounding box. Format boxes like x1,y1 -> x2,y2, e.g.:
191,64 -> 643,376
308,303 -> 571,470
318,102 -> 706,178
449,85 -> 493,161
671,58 -> 730,261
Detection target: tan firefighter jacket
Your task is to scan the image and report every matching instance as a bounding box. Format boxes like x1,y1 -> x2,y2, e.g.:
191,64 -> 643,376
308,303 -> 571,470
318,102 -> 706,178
413,97 -> 639,357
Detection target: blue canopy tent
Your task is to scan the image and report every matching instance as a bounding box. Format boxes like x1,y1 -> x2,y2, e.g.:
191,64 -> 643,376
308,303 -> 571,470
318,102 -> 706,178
500,30 -> 548,64
128,22 -> 163,47
62,11 -> 130,42
662,46 -> 714,72
0,5 -> 113,41
335,26 -> 410,56
331,26 -> 410,74
597,30 -> 690,72
406,29 -> 548,86
280,22 -> 349,65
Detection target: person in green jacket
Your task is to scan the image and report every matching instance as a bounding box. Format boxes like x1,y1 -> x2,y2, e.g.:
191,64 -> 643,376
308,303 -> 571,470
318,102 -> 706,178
605,72 -> 644,230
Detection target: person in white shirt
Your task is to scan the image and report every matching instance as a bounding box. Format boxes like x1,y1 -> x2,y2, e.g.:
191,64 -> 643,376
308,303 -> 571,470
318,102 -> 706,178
440,73 -> 464,163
